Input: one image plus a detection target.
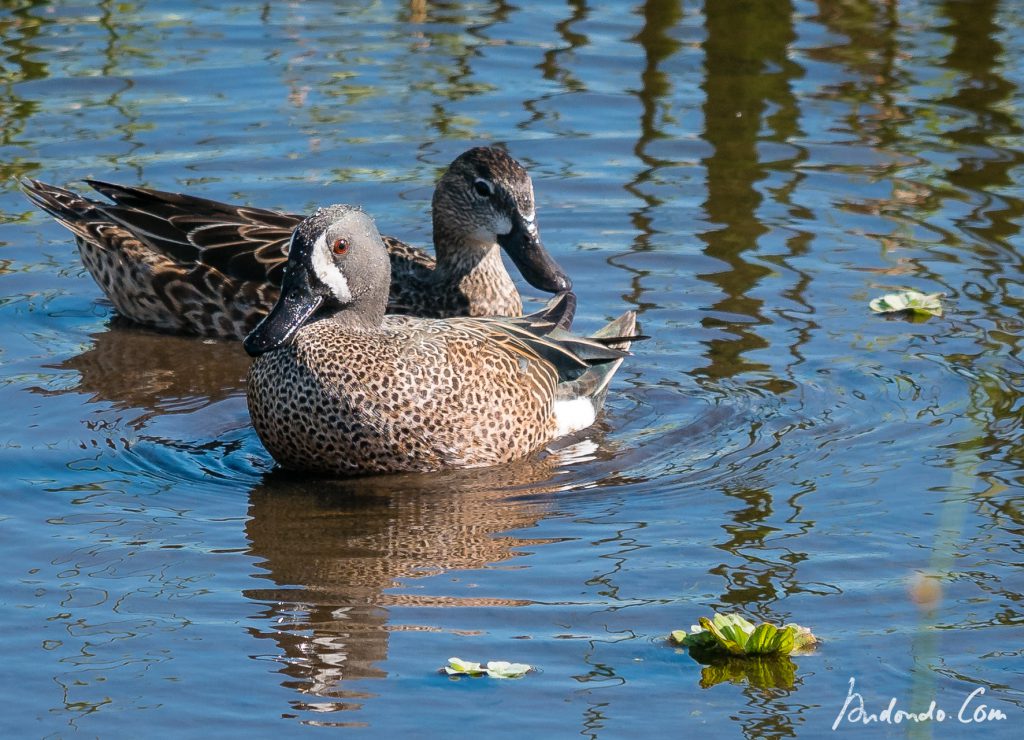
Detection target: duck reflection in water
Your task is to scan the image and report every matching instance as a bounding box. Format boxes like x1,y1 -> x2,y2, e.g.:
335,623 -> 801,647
48,319 -> 250,420
241,459 -> 586,718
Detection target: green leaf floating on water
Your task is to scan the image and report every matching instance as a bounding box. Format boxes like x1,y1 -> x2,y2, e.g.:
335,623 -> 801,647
485,660 -> 532,678
443,657 -> 532,679
444,657 -> 486,676
669,613 -> 818,657
869,290 -> 944,317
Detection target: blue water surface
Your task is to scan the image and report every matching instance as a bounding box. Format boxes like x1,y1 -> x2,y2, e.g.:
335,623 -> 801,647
1,1 -> 1023,737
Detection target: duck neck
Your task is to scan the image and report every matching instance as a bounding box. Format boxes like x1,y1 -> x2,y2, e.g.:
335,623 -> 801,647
432,227 -> 522,316
324,283 -> 389,331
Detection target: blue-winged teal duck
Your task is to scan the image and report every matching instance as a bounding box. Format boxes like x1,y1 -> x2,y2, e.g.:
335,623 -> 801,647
21,147 -> 570,339
244,204 -> 639,475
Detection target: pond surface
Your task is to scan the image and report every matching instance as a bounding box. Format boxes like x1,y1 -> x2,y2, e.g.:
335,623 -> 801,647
2,0 -> 1023,737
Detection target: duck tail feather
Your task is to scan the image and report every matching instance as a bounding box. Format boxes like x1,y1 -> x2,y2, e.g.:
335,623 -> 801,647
19,178 -> 111,242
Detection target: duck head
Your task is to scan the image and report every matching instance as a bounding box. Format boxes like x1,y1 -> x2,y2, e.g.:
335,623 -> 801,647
244,205 -> 390,357
432,147 -> 571,293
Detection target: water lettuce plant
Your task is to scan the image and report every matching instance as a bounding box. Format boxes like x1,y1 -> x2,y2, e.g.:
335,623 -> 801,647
669,613 -> 818,689
442,657 -> 532,679
869,290 -> 944,317
670,613 -> 818,657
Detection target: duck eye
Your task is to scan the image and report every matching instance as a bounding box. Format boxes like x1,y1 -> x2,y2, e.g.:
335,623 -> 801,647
331,237 -> 349,255
473,178 -> 494,198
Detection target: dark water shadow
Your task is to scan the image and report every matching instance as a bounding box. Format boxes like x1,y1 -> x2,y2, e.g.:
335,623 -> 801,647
44,320 -> 250,423
241,459 -> 578,719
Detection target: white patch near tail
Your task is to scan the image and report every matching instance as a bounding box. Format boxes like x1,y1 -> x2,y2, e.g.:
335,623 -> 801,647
553,397 -> 597,438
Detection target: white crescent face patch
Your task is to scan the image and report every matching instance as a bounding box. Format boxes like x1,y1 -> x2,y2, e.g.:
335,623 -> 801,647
310,231 -> 352,303
523,182 -> 536,225
493,213 -> 513,236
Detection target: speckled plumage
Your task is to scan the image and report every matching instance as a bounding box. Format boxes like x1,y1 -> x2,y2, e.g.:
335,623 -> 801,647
20,147 -> 569,338
244,205 -> 637,476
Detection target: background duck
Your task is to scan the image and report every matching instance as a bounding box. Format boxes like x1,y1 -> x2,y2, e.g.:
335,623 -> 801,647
21,147 -> 570,339
245,204 -> 639,476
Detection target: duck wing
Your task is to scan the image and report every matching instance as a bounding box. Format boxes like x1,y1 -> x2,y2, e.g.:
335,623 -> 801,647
59,180 -> 443,291
85,180 -> 299,286
450,292 -> 633,383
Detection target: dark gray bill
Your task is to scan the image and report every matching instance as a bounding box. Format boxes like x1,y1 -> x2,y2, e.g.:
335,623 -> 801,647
244,266 -> 323,356
498,212 -> 572,293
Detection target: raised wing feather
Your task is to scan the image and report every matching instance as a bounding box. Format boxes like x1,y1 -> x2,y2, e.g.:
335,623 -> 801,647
85,181 -> 301,284
447,292 -> 632,383
27,179 -> 438,290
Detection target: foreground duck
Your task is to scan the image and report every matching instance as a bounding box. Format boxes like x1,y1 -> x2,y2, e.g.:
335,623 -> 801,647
244,204 -> 639,475
21,147 -> 569,339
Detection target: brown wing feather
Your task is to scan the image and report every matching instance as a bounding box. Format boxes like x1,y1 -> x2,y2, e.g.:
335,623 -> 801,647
85,183 -> 301,284
26,178 -> 441,293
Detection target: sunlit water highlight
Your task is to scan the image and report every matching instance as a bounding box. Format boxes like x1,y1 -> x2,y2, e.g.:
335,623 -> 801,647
1,1 -> 1023,737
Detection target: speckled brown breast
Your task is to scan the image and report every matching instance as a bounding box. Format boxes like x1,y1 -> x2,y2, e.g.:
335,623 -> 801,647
246,316 -> 560,475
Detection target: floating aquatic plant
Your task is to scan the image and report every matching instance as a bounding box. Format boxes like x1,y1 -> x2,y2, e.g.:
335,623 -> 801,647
869,290 -> 944,317
669,613 -> 818,657
669,614 -> 819,690
442,657 -> 532,679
